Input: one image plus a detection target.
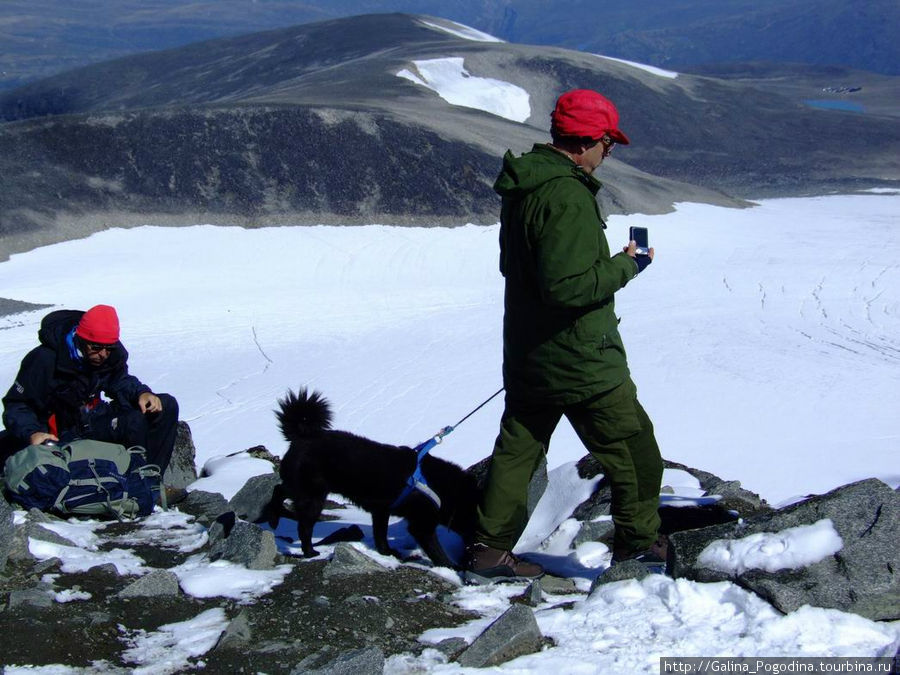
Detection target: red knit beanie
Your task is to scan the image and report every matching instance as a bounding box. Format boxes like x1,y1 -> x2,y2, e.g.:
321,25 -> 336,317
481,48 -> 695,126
550,89 -> 630,144
75,305 -> 120,344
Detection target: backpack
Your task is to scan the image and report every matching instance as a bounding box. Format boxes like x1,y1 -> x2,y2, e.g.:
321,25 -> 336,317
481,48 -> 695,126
2,439 -> 162,519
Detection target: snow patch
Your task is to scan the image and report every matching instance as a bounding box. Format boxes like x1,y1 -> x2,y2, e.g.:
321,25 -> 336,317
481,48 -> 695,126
397,57 -> 530,122
418,18 -> 503,43
120,607 -> 229,675
697,518 -> 844,574
593,54 -> 679,79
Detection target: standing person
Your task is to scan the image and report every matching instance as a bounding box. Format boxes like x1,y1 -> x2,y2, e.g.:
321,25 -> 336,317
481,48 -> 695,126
1,305 -> 181,488
465,89 -> 664,583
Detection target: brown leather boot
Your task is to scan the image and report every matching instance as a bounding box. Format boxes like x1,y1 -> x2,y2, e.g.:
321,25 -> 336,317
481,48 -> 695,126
464,543 -> 544,584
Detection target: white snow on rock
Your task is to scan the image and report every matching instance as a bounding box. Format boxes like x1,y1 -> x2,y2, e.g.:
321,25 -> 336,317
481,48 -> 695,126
697,518 -> 844,575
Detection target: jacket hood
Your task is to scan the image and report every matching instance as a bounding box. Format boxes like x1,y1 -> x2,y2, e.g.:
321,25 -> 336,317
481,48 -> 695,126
493,144 -> 602,199
38,310 -> 83,350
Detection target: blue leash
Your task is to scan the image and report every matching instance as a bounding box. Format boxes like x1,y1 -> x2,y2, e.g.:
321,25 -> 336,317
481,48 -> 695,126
390,388 -> 504,510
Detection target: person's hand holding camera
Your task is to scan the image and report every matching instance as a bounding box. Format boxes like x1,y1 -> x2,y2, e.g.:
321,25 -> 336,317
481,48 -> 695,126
624,240 -> 654,273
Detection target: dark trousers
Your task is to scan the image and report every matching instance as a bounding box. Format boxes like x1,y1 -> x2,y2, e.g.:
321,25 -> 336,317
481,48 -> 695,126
475,378 -> 663,557
64,393 -> 180,473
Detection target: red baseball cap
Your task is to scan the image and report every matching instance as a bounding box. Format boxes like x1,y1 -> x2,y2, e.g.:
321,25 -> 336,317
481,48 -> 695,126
550,89 -> 630,145
76,305 -> 120,344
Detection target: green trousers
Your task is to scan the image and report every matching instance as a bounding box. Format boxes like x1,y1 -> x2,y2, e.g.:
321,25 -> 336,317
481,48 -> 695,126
475,378 -> 663,556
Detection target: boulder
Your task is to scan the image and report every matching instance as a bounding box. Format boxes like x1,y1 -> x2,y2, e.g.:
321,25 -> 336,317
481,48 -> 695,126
322,543 -> 387,578
164,421 -> 198,489
208,519 -> 278,570
456,604 -> 544,668
178,489 -> 231,525
8,510 -> 79,563
291,646 -> 385,675
229,472 -> 280,523
118,569 -> 180,598
216,609 -> 253,649
669,478 -> 900,620
590,559 -> 650,590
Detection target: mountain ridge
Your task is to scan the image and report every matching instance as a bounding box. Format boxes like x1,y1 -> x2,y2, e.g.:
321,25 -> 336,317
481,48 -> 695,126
1,13 -> 898,259
1,0 -> 897,92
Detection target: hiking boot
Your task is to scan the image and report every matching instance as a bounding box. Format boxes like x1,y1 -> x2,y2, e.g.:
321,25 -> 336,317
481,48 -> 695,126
612,534 -> 669,574
463,543 -> 544,585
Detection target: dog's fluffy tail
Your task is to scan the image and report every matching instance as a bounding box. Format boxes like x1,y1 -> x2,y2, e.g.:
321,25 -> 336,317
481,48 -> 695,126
276,388 -> 333,441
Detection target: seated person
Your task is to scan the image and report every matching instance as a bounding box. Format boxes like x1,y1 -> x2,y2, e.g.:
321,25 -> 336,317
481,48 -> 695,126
1,305 -> 179,481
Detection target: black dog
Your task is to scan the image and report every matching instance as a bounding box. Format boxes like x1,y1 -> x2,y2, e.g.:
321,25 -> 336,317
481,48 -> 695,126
265,388 -> 479,568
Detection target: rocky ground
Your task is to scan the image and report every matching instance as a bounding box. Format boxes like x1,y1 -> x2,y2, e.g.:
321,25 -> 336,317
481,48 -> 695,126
1,434 -> 897,673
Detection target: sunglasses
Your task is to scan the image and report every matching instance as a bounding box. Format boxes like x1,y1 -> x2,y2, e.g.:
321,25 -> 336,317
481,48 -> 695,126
599,134 -> 615,155
84,342 -> 117,354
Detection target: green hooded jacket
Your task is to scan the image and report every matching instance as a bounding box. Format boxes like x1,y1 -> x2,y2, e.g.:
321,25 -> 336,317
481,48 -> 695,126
494,144 -> 638,406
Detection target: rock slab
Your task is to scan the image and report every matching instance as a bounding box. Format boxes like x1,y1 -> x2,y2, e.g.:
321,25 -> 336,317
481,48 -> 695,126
669,478 -> 900,620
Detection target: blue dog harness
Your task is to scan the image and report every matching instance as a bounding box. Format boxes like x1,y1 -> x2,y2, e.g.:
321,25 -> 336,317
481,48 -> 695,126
390,425 -> 453,510
389,388 -> 505,511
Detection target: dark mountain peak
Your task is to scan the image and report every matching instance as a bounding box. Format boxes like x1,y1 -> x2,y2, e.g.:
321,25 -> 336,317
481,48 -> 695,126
1,12 -> 897,260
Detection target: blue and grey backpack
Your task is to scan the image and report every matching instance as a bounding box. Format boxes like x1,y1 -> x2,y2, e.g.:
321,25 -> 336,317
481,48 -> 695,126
2,439 -> 162,519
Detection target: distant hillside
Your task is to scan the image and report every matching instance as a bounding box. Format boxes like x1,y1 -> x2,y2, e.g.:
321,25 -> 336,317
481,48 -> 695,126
0,0 -> 897,92
1,13 -> 898,259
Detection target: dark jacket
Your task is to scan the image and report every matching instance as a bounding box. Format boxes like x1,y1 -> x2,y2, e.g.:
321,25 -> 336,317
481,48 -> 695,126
1,309 -> 150,445
495,144 -> 637,405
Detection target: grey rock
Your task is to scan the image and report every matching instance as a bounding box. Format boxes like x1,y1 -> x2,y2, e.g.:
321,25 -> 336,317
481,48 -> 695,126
87,611 -> 113,625
228,471 -> 280,523
177,489 -> 230,525
163,421 -> 198,490
526,456 -> 549,518
87,563 -> 121,576
245,445 -> 281,469
0,494 -> 13,569
434,637 -> 468,660
539,575 -> 579,595
571,459 -> 613,521
666,459 -> 770,516
8,587 -> 53,609
703,480 -> 770,515
670,478 -> 900,620
291,646 -> 385,675
118,569 -> 180,598
572,519 -> 615,547
31,557 -> 62,575
590,560 -> 649,592
322,543 -> 386,578
9,516 -> 79,563
208,520 -> 278,570
216,609 -> 253,649
456,604 -> 543,668
26,508 -> 54,522
518,579 -> 544,607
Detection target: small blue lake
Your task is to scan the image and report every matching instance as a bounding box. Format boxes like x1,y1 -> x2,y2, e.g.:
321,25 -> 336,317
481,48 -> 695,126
804,99 -> 865,113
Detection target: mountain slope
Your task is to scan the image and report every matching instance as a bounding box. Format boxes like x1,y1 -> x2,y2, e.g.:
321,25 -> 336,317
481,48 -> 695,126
1,0 -> 897,92
1,14 -> 898,258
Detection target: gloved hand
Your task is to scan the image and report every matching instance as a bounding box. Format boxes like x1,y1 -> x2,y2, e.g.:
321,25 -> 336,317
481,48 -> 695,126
633,254 -> 652,274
